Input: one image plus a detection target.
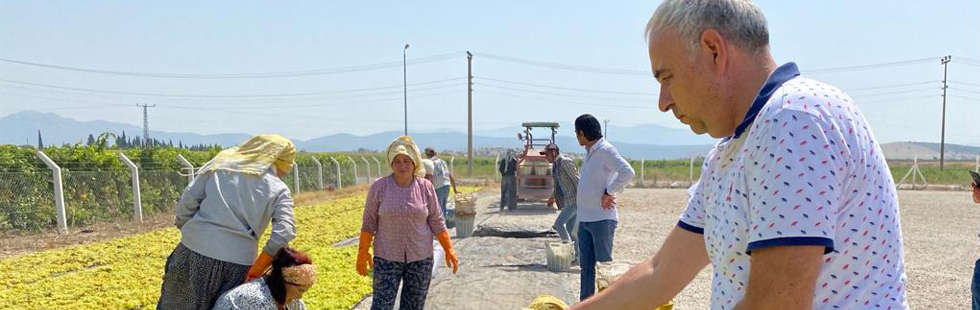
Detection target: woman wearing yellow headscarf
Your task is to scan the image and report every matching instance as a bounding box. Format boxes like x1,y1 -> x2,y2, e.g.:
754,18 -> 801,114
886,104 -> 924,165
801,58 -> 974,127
158,134 -> 298,310
357,135 -> 459,310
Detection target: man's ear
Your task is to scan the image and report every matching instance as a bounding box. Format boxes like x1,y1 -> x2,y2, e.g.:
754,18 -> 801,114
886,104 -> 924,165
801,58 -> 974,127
699,29 -> 728,75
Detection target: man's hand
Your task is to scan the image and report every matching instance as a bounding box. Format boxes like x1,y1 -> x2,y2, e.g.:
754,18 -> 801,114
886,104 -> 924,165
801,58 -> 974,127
569,226 -> 708,309
973,182 -> 980,204
601,193 -> 616,210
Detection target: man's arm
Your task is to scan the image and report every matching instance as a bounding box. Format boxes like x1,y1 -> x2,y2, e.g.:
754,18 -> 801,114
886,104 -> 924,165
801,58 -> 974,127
733,246 -> 824,310
571,226 -> 709,309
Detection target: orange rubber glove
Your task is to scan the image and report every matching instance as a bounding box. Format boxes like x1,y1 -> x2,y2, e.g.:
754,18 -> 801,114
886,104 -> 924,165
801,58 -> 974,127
436,230 -> 459,274
356,231 -> 374,276
245,251 -> 274,282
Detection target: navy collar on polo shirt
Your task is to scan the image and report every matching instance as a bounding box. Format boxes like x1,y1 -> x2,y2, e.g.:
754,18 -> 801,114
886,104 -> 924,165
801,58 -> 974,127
730,62 -> 801,139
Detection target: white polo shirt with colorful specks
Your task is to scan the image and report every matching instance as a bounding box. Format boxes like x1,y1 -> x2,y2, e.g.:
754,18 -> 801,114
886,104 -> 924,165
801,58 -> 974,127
679,63 -> 908,310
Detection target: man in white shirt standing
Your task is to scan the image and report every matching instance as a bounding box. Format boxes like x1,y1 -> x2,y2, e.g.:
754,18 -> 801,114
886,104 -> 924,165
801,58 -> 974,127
572,1 -> 908,309
573,113 -> 635,301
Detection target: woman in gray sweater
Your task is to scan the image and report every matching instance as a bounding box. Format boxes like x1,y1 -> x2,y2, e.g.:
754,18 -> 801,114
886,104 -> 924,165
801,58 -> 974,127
158,134 -> 298,310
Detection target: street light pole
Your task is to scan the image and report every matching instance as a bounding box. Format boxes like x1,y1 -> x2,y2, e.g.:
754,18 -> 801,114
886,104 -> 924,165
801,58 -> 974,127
403,44 -> 410,136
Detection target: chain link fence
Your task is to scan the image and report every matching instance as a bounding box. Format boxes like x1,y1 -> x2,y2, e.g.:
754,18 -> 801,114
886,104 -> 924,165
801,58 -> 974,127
0,171 -> 55,231
2,154 -> 429,234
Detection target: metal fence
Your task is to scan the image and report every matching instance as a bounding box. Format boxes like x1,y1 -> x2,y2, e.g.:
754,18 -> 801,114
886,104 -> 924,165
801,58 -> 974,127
0,151 -> 379,234
0,171 -> 55,231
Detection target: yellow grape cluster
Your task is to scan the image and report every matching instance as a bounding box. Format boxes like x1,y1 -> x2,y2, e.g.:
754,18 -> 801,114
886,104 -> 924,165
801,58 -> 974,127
0,186 -> 483,309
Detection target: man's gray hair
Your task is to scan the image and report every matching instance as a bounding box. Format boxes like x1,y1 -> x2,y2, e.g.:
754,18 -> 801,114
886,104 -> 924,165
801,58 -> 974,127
646,0 -> 769,57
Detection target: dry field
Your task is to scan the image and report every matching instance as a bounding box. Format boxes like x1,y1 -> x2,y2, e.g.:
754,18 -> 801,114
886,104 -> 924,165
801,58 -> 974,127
413,188 -> 976,309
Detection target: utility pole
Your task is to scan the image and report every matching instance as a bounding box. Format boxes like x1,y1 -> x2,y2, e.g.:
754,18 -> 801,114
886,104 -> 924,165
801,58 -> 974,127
939,55 -> 951,170
137,104 -> 156,148
403,44 -> 410,136
467,51 -> 474,175
603,119 -> 610,137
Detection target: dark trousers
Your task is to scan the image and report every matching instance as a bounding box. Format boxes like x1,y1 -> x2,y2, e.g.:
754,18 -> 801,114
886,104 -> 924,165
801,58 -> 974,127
578,219 -> 617,301
500,175 -> 517,209
973,258 -> 980,310
371,256 -> 435,310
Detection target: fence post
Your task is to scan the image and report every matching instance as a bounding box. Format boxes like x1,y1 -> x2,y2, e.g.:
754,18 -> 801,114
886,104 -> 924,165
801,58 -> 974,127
640,158 -> 645,186
689,157 -> 696,185
494,154 -> 500,181
329,157 -> 342,189
348,157 -> 358,185
372,157 -> 383,179
312,157 -> 324,190
361,157 -> 372,183
177,154 -> 194,184
450,157 -> 455,174
117,153 -> 143,223
292,164 -> 300,194
976,155 -> 979,173
36,151 -> 68,233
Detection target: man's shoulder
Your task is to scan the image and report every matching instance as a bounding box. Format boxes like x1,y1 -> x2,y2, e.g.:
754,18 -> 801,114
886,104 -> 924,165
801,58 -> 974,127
765,77 -> 852,115
754,77 -> 854,134
596,139 -> 621,155
557,156 -> 575,167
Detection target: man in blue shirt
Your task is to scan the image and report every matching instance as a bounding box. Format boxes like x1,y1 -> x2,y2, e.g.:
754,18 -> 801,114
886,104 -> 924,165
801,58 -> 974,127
573,114 -> 635,301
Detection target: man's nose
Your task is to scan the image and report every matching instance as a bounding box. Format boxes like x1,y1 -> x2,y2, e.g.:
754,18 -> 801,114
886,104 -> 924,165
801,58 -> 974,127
658,86 -> 673,113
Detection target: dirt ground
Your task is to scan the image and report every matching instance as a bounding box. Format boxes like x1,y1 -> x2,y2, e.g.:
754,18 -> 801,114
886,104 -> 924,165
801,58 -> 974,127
355,187 -> 977,309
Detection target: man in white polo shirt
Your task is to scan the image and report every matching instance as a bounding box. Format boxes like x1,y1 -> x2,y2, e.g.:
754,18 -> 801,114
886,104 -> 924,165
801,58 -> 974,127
571,0 -> 908,309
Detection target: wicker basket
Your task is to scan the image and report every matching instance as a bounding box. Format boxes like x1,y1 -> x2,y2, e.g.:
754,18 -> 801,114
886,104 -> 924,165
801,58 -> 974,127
455,193 -> 478,217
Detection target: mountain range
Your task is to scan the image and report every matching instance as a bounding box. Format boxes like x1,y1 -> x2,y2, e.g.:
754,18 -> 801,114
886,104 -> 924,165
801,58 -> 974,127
2,111 -> 978,160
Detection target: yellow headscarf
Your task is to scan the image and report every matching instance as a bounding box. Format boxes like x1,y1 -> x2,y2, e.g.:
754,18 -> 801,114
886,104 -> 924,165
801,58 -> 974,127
385,135 -> 425,178
199,134 -> 296,176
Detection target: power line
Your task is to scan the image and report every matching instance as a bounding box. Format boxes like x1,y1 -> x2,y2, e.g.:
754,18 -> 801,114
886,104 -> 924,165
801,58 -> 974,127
951,88 -> 980,95
952,55 -> 980,63
948,94 -> 980,101
0,52 -> 465,79
475,89 -> 652,110
804,57 -> 938,74
477,83 -> 654,103
842,80 -> 940,92
951,81 -> 980,88
847,87 -> 939,98
476,76 -> 655,96
159,89 -> 462,110
0,76 -> 465,99
0,90 -> 130,107
854,94 -> 938,105
952,60 -> 980,67
473,52 -> 653,77
0,83 -> 463,112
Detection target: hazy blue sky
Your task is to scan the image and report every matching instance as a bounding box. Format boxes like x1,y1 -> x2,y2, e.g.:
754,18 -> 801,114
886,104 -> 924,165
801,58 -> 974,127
1,0 -> 978,145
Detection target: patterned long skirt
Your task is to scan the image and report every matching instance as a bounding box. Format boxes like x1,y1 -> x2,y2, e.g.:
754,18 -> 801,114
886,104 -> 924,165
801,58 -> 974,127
157,243 -> 251,310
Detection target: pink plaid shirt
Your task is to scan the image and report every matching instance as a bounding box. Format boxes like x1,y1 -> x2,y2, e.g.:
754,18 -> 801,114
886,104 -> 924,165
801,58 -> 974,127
361,175 -> 447,263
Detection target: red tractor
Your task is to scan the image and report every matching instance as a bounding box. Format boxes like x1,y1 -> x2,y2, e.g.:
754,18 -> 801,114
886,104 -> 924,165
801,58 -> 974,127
515,122 -> 559,203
